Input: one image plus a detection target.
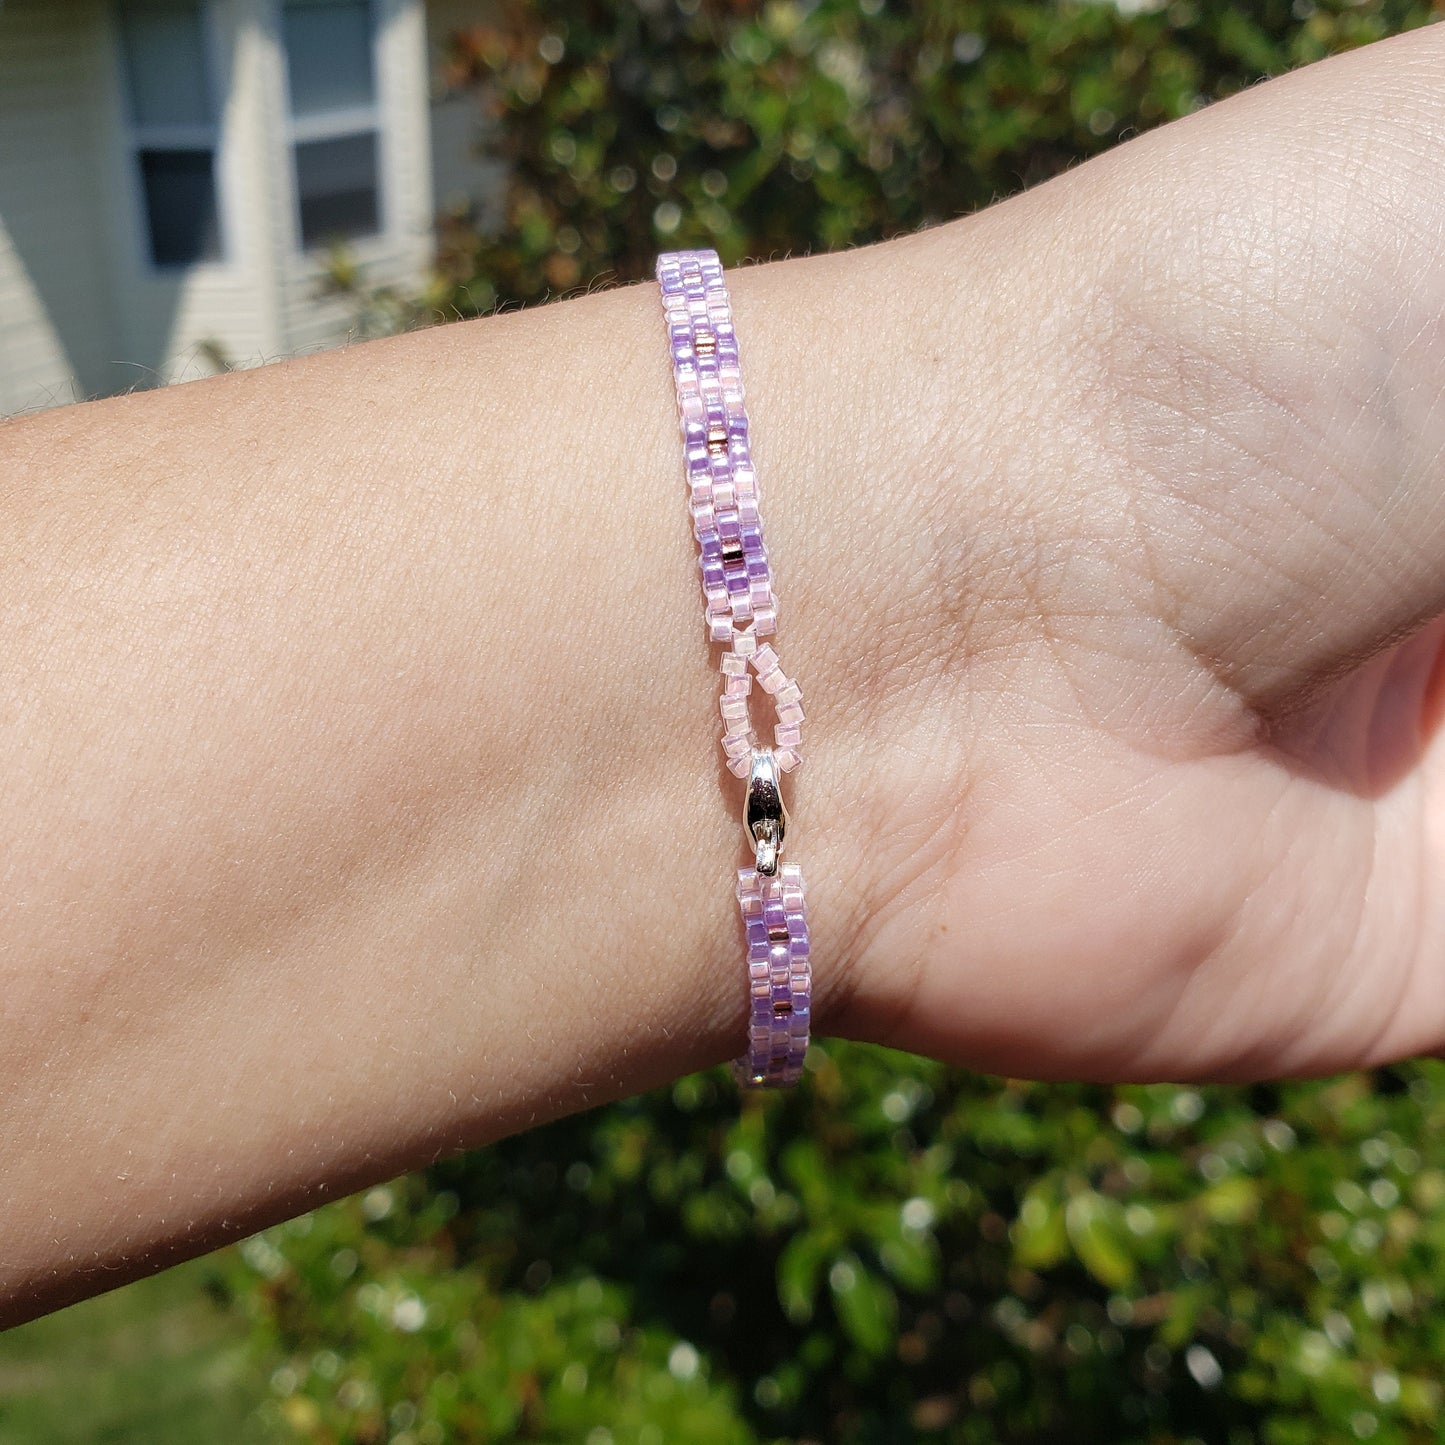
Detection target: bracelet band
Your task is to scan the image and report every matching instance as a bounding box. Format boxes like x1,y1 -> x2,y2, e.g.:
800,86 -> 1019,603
655,248 -> 812,1089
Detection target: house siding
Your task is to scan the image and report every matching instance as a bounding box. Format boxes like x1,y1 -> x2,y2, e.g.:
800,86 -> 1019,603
0,0 -> 118,416
98,0 -> 283,388
273,0 -> 437,359
1,0 -> 444,419
425,0 -> 506,230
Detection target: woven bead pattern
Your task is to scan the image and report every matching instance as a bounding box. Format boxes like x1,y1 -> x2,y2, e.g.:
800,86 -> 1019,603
736,862 -> 811,1087
655,247 -> 812,1088
655,249 -> 806,777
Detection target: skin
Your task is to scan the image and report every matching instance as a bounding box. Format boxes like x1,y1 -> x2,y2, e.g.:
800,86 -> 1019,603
0,24 -> 1442,1327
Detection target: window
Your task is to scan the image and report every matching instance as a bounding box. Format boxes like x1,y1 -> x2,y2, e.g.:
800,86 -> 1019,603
281,0 -> 381,250
116,0 -> 222,267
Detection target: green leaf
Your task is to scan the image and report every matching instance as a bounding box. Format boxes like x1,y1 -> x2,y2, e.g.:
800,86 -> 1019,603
1199,1176 -> 1259,1226
1013,1182 -> 1069,1272
1158,1282 -> 1210,1349
777,1230 -> 832,1325
828,1251 -> 897,1357
877,1232 -> 938,1293
1065,1190 -> 1136,1291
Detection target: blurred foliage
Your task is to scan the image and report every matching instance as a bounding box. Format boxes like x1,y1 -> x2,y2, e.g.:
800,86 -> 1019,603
412,0 -> 1442,313
293,1 -> 1445,1441
220,1048 -> 1445,1443
0,1253 -> 274,1442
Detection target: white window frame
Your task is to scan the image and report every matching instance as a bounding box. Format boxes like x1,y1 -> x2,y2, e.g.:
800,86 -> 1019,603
276,0 -> 390,259
112,0 -> 233,275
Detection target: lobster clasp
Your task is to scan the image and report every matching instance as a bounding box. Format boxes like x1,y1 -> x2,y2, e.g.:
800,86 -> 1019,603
743,747 -> 789,876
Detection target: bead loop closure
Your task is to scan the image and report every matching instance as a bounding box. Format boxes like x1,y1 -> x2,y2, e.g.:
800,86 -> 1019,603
655,247 -> 812,1089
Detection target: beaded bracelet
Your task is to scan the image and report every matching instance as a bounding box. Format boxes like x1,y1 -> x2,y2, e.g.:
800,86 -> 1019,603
654,248 -> 811,1089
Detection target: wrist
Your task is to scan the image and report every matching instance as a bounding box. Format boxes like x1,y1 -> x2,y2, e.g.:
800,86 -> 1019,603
458,228 -> 976,1106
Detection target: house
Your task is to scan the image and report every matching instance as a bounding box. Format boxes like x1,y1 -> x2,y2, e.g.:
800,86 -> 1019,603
0,0 -> 505,419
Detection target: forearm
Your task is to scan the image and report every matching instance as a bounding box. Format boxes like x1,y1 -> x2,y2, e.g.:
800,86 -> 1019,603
0,225 -> 987,1323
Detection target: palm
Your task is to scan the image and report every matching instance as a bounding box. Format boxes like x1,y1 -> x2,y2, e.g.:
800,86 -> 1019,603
839,614 -> 1443,1081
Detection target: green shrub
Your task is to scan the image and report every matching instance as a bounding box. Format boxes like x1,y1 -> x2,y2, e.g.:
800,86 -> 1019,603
426,0 -> 1437,312
221,1048 -> 1445,1443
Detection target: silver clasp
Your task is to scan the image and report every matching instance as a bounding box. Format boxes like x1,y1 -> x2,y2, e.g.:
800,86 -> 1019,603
743,747 -> 789,876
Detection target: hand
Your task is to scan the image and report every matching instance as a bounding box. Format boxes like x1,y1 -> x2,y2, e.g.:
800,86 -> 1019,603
809,23 -> 1445,1082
